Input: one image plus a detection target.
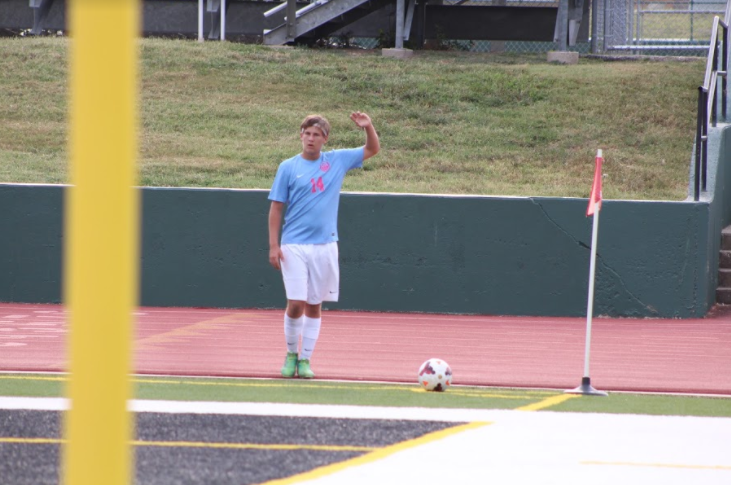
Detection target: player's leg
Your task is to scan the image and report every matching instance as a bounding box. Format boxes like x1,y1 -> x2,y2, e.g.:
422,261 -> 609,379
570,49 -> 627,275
285,299 -> 306,351
297,302 -> 321,379
280,245 -> 308,378
280,300 -> 304,377
298,242 -> 339,379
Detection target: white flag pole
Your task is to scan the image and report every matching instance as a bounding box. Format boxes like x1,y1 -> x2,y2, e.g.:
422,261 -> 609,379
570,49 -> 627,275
583,200 -> 600,378
567,149 -> 608,397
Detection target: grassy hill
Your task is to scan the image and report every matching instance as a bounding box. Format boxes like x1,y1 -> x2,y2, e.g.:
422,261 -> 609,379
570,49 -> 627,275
0,37 -> 706,200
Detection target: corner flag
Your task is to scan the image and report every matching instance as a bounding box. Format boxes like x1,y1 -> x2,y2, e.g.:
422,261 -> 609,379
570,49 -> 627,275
567,149 -> 608,397
586,149 -> 603,217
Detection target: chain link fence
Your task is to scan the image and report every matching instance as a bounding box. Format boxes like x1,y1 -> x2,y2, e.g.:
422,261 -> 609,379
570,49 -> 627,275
348,0 -> 724,55
601,0 -> 724,54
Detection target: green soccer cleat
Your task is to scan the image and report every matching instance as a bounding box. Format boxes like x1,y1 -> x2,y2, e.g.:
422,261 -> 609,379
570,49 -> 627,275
297,359 -> 315,379
281,352 -> 298,378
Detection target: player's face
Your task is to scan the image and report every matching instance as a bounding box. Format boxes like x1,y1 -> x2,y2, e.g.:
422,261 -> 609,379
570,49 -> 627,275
300,126 -> 328,160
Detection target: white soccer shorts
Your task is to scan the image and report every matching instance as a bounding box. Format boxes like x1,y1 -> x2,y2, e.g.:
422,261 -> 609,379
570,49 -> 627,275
280,242 -> 339,304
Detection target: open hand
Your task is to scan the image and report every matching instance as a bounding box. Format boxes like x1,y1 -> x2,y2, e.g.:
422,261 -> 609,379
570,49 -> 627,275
350,111 -> 372,129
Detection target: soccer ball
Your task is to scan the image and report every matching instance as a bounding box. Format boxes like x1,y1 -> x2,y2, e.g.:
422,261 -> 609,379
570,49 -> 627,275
418,358 -> 452,392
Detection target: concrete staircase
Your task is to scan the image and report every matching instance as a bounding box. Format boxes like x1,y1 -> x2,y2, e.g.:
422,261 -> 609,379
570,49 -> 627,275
263,0 -> 391,45
717,226 -> 731,304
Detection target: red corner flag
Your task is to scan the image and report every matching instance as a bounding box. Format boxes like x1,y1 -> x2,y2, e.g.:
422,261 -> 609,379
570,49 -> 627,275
586,149 -> 603,217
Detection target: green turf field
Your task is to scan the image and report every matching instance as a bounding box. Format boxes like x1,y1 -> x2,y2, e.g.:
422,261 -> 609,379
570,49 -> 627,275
2,373 -> 730,417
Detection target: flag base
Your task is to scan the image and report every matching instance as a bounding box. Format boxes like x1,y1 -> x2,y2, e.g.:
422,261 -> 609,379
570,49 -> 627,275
565,377 -> 608,396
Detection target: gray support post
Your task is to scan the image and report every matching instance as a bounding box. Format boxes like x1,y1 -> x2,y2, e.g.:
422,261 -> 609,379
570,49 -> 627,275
548,0 -> 579,63
396,0 -> 405,49
559,0 -> 569,50
404,0 -> 416,41
591,0 -> 598,53
198,0 -> 204,42
286,0 -> 297,41
207,0 -> 221,40
221,0 -> 226,40
30,0 -> 54,35
568,0 -> 584,46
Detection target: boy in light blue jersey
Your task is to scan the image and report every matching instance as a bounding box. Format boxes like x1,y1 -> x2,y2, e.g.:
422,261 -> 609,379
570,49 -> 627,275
268,112 -> 380,378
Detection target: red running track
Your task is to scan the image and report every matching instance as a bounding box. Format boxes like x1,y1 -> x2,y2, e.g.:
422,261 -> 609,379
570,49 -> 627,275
1,302 -> 730,395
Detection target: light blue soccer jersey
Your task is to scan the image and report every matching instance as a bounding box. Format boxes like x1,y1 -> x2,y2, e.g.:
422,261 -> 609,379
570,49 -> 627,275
268,147 -> 364,245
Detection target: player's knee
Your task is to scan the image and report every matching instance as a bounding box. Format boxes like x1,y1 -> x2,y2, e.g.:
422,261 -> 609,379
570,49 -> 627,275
304,303 -> 322,318
286,300 -> 306,318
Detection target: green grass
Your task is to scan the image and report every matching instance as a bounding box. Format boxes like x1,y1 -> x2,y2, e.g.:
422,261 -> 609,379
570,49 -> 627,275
639,13 -> 719,40
0,37 -> 707,200
2,374 -> 730,417
551,391 -> 731,417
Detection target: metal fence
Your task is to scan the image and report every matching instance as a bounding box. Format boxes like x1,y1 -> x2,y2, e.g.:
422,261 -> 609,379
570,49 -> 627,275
601,0 -> 725,54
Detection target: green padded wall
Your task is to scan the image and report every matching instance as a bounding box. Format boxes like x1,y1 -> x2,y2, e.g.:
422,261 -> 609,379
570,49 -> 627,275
0,184 -> 64,304
0,183 -> 715,317
336,195 -> 708,317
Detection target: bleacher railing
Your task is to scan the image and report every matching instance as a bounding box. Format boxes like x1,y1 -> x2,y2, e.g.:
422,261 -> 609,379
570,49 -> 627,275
694,4 -> 730,200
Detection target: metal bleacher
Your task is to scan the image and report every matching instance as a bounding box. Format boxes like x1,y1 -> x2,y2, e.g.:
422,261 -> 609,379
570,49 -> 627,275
0,0 -> 582,48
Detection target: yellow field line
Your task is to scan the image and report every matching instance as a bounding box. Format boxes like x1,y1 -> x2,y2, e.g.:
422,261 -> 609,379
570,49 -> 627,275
0,375 -> 66,382
131,441 -> 374,452
435,389 -> 556,400
134,378 -> 556,399
258,421 -> 492,485
1,437 -> 62,445
0,437 -> 374,452
583,460 -> 731,470
516,393 -> 578,411
133,378 -> 414,390
0,374 -> 556,400
135,378 -> 550,399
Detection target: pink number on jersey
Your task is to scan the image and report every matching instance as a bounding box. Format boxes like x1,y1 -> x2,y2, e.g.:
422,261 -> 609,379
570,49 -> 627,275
310,177 -> 325,193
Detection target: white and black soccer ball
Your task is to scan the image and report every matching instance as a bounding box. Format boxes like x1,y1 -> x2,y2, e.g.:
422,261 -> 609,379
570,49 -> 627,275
418,358 -> 453,392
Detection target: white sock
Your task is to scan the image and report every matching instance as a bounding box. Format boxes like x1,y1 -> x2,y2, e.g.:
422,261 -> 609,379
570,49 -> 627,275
299,316 -> 321,360
284,314 -> 304,354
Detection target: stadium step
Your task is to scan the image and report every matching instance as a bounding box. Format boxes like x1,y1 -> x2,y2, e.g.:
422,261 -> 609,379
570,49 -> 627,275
717,287 -> 731,304
263,0 -> 391,45
718,268 -> 731,288
716,226 -> 731,304
720,250 -> 731,268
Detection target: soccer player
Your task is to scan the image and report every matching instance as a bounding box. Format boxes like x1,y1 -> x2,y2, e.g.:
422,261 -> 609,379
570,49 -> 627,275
268,112 -> 380,378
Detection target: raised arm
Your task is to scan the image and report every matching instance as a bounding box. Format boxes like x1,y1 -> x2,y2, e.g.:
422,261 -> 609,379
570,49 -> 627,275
268,201 -> 285,270
350,111 -> 380,161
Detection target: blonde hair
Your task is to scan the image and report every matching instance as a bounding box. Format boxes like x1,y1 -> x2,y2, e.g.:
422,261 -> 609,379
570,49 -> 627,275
300,114 -> 330,138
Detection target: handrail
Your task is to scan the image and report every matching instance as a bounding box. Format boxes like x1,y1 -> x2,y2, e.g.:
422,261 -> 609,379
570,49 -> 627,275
264,2 -> 288,18
694,6 -> 730,201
